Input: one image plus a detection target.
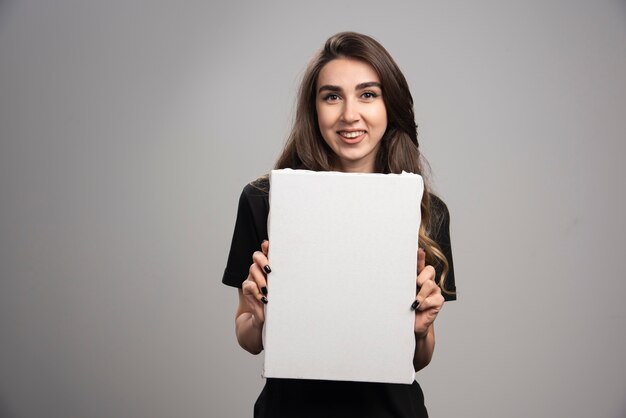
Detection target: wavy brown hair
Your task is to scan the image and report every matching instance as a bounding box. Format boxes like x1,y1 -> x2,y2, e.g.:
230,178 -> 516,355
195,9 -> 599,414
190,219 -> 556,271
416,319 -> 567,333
274,31 -> 452,294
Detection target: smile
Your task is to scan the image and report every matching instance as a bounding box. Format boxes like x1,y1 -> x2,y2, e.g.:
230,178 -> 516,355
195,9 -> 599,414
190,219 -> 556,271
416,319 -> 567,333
338,130 -> 366,139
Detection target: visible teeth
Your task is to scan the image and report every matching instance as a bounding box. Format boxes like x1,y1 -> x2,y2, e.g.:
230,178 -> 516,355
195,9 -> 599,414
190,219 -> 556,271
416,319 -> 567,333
340,131 -> 365,138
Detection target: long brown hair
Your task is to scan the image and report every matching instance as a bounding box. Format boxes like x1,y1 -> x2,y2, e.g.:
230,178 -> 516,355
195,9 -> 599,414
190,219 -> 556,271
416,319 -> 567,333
274,31 -> 451,294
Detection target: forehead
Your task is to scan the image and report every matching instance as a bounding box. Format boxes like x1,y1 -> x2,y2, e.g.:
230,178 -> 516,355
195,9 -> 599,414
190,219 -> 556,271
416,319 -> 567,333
317,58 -> 380,88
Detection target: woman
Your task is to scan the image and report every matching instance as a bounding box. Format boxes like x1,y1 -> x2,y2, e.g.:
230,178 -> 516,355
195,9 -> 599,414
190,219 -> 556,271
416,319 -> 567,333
223,31 -> 456,418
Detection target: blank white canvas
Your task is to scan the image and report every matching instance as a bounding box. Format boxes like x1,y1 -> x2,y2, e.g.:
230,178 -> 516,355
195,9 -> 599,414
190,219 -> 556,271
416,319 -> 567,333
263,169 -> 423,384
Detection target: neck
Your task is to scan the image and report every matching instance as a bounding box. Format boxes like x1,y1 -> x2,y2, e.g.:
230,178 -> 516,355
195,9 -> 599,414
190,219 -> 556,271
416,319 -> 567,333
333,158 -> 376,174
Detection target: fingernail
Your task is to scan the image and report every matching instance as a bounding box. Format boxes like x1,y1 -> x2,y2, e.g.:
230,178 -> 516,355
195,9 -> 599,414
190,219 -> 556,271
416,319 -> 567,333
261,286 -> 268,296
411,300 -> 420,310
263,265 -> 272,274
261,296 -> 268,304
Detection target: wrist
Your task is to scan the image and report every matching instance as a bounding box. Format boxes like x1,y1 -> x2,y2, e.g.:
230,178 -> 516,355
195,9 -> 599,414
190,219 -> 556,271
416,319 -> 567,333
414,326 -> 430,340
251,313 -> 265,331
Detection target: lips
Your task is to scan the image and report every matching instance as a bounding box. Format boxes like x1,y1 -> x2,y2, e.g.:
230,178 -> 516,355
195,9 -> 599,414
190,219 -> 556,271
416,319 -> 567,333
338,130 -> 366,144
339,130 -> 366,138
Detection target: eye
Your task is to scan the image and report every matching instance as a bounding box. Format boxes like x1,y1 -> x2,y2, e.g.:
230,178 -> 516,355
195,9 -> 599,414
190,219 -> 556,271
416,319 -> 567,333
361,91 -> 379,100
323,93 -> 341,102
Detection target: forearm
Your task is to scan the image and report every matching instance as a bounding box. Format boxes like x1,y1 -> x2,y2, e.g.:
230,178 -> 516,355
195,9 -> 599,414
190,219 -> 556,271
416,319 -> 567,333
413,324 -> 435,372
235,312 -> 264,354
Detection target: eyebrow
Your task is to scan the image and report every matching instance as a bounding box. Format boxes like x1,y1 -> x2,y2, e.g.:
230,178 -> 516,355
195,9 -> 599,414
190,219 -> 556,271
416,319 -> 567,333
318,81 -> 382,93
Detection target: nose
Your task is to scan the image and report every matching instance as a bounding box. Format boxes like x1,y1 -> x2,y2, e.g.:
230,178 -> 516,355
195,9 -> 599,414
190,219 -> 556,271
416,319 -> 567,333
340,99 -> 359,123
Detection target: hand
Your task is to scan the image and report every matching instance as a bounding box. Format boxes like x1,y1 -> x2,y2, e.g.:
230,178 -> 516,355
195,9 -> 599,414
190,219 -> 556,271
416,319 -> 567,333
412,248 -> 444,338
241,240 -> 270,328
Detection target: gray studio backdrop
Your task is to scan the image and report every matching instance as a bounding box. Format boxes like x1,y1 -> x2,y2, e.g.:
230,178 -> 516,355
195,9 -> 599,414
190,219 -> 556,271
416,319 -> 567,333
1,1 -> 625,417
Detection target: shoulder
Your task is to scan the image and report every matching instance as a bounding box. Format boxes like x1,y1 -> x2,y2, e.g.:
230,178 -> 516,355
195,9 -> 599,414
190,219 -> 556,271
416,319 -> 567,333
237,176 -> 270,219
242,175 -> 270,197
428,193 -> 448,214
428,193 -> 450,221
238,176 -> 270,205
427,193 -> 451,238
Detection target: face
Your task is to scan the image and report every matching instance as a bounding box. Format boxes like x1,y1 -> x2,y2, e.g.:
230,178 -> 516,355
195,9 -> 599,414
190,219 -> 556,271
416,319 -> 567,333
315,58 -> 387,173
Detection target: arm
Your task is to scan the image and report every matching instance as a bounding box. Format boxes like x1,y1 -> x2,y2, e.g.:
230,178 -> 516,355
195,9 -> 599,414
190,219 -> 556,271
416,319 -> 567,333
412,248 -> 444,371
235,289 -> 264,354
235,240 -> 270,355
413,324 -> 435,371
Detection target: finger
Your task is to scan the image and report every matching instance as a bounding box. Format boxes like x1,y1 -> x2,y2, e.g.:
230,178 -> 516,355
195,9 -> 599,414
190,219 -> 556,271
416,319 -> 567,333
242,277 -> 267,305
415,279 -> 438,306
416,292 -> 444,312
248,264 -> 269,302
416,265 -> 436,288
417,247 -> 426,274
253,250 -> 271,275
261,240 -> 269,256
414,307 -> 440,336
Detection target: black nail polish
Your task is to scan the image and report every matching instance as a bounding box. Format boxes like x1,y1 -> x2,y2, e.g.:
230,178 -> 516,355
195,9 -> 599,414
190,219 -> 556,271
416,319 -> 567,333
261,286 -> 268,296
263,265 -> 272,274
411,300 -> 420,310
261,296 -> 268,304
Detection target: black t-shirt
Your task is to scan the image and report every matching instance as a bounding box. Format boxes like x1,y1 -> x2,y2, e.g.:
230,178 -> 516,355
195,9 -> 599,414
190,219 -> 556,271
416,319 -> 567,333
223,178 -> 456,418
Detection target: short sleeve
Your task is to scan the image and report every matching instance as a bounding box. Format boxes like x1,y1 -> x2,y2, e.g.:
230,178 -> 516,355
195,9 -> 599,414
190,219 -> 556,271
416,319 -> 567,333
430,195 -> 457,301
222,183 -> 270,288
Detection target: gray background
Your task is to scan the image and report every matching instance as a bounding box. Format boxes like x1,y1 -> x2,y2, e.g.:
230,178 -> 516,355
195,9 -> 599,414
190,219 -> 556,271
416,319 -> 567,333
1,0 -> 625,417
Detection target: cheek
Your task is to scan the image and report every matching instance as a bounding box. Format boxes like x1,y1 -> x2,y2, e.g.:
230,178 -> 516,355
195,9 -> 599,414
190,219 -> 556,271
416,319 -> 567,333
314,108 -> 331,144
373,104 -> 388,129
316,107 -> 335,132
315,103 -> 323,127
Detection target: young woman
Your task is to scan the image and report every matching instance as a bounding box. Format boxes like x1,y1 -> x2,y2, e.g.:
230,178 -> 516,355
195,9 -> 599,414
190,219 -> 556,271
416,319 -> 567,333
223,31 -> 456,418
